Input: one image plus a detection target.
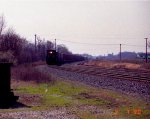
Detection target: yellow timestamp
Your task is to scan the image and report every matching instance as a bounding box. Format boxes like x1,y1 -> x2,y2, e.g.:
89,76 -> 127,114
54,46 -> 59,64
112,108 -> 142,115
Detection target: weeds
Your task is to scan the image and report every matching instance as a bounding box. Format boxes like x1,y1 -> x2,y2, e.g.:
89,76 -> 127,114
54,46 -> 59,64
12,63 -> 54,84
13,79 -> 150,119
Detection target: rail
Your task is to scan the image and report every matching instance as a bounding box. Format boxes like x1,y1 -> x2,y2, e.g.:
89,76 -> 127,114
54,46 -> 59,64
49,65 -> 150,83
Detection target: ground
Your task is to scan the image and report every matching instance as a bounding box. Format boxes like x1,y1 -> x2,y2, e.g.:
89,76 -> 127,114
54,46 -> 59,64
82,60 -> 150,70
0,62 -> 149,119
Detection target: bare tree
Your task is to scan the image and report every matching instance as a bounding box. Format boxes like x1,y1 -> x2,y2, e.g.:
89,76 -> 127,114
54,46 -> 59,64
37,37 -> 46,60
0,15 -> 6,36
57,44 -> 71,54
18,43 -> 35,63
1,28 -> 26,56
148,41 -> 150,49
47,41 -> 54,50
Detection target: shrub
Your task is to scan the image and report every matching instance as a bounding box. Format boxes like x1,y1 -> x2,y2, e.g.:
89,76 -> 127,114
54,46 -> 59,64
12,64 -> 53,84
0,51 -> 17,64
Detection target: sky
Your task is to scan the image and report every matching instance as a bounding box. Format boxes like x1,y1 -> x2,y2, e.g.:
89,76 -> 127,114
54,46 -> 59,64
0,0 -> 150,56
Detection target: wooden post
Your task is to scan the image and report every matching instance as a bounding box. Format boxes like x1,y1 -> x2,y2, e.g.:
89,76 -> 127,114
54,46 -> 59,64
145,38 -> 148,63
120,44 -> 122,61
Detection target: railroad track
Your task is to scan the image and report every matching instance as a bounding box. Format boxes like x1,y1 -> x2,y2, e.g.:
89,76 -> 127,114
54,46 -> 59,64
49,65 -> 150,83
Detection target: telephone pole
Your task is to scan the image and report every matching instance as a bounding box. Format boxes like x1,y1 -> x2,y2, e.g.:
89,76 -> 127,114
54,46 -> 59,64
35,34 -> 37,52
120,44 -> 122,61
55,39 -> 56,51
145,38 -> 148,63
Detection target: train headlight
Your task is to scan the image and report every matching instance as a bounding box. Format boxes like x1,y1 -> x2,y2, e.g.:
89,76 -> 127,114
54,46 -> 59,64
49,51 -> 53,54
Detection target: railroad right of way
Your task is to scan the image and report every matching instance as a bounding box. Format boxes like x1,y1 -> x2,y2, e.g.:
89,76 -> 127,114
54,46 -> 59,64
37,65 -> 150,101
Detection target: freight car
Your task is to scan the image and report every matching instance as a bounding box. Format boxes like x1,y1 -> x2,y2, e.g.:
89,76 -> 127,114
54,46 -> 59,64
46,50 -> 85,65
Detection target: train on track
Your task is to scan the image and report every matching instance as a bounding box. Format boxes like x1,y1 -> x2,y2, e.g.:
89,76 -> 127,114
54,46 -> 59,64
46,50 -> 85,65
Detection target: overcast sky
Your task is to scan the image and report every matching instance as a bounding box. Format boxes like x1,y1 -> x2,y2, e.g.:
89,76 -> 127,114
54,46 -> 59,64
0,0 -> 150,55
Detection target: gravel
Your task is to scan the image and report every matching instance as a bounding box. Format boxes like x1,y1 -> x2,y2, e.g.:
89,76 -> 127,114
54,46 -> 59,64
37,65 -> 150,101
0,108 -> 78,119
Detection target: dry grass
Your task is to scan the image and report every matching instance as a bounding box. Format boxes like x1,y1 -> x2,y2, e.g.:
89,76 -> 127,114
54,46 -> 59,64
10,79 -> 150,119
11,62 -> 53,84
141,63 -> 150,70
83,60 -> 150,70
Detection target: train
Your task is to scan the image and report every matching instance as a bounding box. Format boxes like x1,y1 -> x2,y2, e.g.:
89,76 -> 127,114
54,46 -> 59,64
46,50 -> 85,65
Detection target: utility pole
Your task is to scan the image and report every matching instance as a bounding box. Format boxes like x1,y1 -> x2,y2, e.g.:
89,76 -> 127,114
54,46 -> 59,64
35,34 -> 37,52
120,44 -> 122,61
55,39 -> 56,51
145,38 -> 148,63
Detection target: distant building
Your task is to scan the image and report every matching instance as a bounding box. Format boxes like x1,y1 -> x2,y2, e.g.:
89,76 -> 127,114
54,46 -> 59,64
137,53 -> 150,59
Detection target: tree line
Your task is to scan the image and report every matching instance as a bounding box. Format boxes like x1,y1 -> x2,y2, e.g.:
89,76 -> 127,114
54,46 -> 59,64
0,15 -> 71,64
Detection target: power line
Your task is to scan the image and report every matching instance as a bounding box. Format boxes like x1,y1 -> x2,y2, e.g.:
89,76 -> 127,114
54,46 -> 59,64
123,44 -> 145,47
57,39 -> 145,47
57,39 -> 119,46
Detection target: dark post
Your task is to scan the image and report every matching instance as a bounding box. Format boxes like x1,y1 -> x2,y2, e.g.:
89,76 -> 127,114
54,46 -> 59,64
0,63 -> 18,108
145,38 -> 148,63
55,39 -> 56,51
120,44 -> 122,61
0,63 -> 11,94
35,34 -> 37,52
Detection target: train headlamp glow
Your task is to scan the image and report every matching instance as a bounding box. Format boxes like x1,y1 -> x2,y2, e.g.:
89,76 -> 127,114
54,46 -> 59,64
49,51 -> 53,54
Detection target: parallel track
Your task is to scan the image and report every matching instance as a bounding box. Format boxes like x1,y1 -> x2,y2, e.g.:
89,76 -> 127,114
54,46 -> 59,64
49,65 -> 150,83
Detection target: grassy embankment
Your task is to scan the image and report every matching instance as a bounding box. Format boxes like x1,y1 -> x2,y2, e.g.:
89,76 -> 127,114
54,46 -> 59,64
1,62 -> 149,119
83,59 -> 150,70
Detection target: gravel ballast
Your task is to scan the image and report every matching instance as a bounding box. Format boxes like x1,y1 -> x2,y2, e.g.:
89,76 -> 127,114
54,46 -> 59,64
0,108 -> 77,119
37,65 -> 150,100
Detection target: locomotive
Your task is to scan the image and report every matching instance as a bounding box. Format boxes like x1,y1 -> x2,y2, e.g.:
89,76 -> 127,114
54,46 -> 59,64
46,50 -> 85,65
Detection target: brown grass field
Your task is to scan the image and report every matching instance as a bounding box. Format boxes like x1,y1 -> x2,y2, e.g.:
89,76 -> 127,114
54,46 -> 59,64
82,59 -> 150,70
